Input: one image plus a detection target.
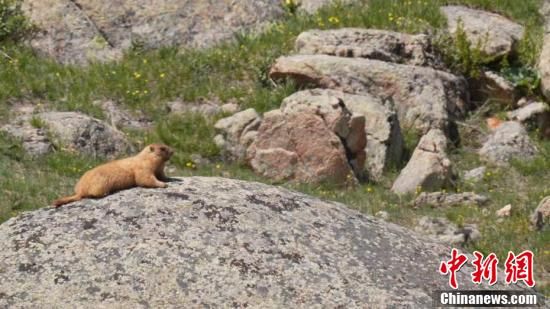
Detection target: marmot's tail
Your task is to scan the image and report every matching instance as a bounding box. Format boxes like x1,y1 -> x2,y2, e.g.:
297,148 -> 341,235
52,194 -> 82,208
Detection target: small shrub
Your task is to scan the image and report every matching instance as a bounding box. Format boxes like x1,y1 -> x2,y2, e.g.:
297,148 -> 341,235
437,21 -> 493,78
29,116 -> 45,129
0,0 -> 33,43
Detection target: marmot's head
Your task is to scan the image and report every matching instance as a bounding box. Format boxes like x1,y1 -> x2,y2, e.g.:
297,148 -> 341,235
145,143 -> 173,161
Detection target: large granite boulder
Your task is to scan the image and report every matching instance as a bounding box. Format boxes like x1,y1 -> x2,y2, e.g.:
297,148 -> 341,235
440,5 -> 524,59
0,177 -> 524,307
282,89 -> 403,180
247,93 -> 366,184
479,121 -> 538,166
269,55 -> 469,134
21,0 -> 339,65
392,129 -> 454,195
1,111 -> 133,158
295,28 -> 441,67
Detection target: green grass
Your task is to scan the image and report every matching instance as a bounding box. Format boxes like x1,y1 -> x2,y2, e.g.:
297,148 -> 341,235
0,0 -> 548,295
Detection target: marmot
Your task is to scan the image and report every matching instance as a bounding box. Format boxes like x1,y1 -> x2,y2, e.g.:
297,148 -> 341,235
53,143 -> 174,207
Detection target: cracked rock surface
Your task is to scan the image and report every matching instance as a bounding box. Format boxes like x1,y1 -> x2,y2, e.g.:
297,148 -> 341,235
269,55 -> 469,134
21,0 -> 338,65
0,177 -> 522,308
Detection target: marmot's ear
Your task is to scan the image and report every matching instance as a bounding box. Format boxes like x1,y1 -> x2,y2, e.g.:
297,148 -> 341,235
149,146 -> 155,152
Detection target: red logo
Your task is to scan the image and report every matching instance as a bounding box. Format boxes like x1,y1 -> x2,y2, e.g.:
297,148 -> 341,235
439,248 -> 468,289
504,250 -> 536,287
440,249 -> 536,288
471,251 -> 499,286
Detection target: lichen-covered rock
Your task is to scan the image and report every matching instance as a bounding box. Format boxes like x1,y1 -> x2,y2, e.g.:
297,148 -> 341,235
214,108 -> 262,162
0,115 -> 52,157
295,28 -> 441,67
413,192 -> 488,208
1,111 -> 133,158
22,0 -> 123,65
22,0 -> 290,65
0,177 -> 522,307
269,55 -> 469,134
277,89 -> 402,180
247,93 -> 365,184
21,0 -> 345,65
531,196 -> 550,230
479,121 -> 538,165
392,129 -> 454,194
414,216 -> 481,245
36,111 -> 134,159
440,5 -> 524,58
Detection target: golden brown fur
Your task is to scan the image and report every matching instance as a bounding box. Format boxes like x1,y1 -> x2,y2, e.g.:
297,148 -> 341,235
53,144 -> 173,207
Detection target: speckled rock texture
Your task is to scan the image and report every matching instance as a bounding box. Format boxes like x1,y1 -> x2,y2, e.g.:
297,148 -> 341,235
269,55 -> 469,134
479,121 -> 538,166
413,192 -> 489,208
414,216 -> 481,245
38,111 -> 135,159
21,0 -> 341,65
1,111 -> 134,159
295,28 -> 442,67
0,177 -> 525,308
441,5 -> 524,58
0,114 -> 52,157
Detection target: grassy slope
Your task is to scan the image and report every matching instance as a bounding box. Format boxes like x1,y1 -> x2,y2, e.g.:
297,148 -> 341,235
0,0 -> 548,294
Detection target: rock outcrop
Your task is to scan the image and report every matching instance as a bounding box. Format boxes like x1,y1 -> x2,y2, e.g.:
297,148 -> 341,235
269,55 -> 469,133
414,216 -> 481,245
479,121 -> 538,165
413,192 -> 488,208
21,0 -> 340,65
247,92 -> 366,184
531,196 -> 550,230
392,129 -> 454,194
441,5 -> 524,59
295,28 -> 441,67
1,111 -> 133,158
214,109 -> 262,162
0,177 -> 523,307
277,89 -> 402,180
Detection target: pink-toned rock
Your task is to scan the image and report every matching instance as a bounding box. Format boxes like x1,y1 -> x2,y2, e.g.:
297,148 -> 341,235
248,111 -> 353,184
246,92 -> 366,185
